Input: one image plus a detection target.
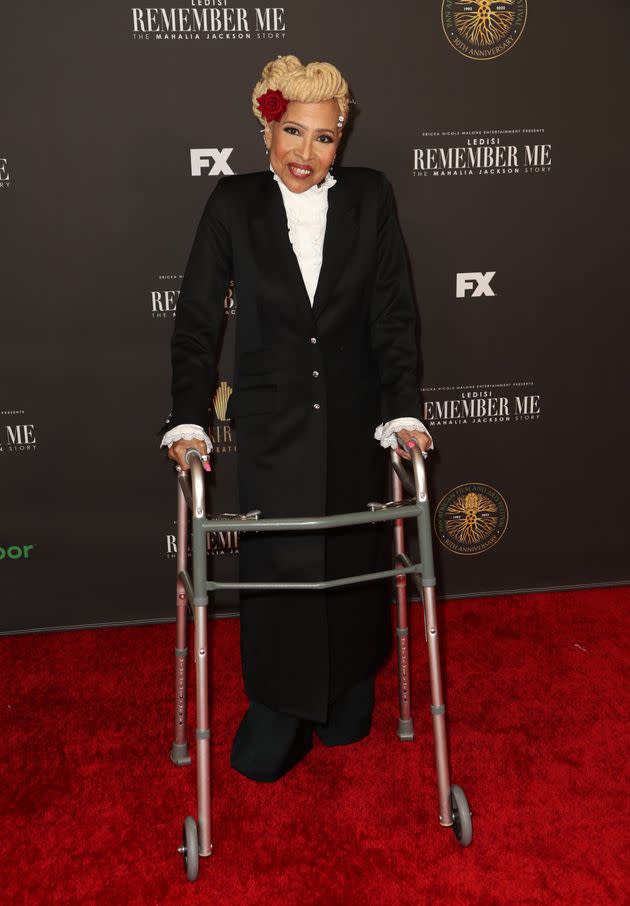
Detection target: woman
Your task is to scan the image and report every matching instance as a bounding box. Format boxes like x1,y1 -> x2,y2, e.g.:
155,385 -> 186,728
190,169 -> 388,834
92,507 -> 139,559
161,55 -> 433,782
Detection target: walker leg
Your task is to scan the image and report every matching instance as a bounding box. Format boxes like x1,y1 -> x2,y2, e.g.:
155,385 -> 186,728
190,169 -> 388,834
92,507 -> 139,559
171,484 -> 191,766
192,505 -> 212,860
194,601 -> 212,857
422,584 -> 453,827
392,468 -> 414,741
412,469 -> 453,829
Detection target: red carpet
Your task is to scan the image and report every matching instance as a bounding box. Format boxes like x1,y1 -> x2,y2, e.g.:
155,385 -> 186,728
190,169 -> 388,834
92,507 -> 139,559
2,587 -> 628,905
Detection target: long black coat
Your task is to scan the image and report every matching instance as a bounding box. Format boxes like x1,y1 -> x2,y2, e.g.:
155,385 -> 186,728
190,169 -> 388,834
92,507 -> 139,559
169,166 -> 423,722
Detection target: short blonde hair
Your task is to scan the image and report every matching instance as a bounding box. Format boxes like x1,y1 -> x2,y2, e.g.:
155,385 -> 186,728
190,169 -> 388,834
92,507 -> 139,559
252,54 -> 350,128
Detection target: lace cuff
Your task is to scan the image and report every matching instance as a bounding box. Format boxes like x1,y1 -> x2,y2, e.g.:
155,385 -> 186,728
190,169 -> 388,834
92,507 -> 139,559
160,423 -> 213,453
374,418 -> 434,458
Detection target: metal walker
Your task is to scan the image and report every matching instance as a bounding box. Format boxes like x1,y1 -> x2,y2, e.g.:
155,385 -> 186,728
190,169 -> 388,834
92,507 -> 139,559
169,442 -> 472,882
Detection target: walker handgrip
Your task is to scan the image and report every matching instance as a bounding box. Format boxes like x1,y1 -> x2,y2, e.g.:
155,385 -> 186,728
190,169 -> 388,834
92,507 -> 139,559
174,448 -> 202,511
177,472 -> 193,509
392,459 -> 416,497
394,435 -> 428,502
409,444 -> 428,501
184,448 -> 206,518
184,447 -> 203,466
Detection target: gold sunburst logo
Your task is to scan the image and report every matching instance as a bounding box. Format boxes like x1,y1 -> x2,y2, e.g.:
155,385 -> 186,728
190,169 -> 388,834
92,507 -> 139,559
434,482 -> 508,554
441,0 -> 527,60
212,380 -> 233,421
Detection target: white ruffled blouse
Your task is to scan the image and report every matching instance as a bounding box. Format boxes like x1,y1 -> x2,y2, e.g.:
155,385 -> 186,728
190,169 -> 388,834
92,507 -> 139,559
161,164 -> 434,458
271,162 -> 335,305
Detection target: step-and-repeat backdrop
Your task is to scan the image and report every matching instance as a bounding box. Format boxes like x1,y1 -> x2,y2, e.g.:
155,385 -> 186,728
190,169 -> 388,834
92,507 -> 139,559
2,2 -> 628,632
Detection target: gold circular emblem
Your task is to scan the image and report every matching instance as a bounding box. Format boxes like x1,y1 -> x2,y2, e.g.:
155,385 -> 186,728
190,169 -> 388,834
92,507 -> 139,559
434,482 -> 508,555
441,0 -> 527,61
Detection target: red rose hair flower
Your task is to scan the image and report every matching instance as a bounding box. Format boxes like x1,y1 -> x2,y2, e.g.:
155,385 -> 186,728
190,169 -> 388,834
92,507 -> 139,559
256,88 -> 288,123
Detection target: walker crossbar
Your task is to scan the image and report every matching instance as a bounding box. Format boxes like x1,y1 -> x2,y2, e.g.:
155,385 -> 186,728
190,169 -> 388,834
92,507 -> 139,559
178,570 -> 430,608
170,443 -> 472,881
196,503 -> 427,534
186,564 -> 426,596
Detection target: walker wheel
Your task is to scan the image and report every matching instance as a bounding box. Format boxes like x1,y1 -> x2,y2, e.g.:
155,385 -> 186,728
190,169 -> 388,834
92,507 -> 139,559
180,816 -> 199,881
450,784 -> 473,847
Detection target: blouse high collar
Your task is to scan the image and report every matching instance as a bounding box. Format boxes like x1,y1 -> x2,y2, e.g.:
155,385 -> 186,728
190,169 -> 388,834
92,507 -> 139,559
269,162 -> 337,220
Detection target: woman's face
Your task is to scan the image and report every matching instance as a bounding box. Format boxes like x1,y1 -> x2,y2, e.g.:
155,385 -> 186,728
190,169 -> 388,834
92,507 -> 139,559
266,99 -> 341,193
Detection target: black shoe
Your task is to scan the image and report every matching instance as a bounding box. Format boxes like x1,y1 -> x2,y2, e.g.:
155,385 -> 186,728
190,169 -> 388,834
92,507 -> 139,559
230,701 -> 313,782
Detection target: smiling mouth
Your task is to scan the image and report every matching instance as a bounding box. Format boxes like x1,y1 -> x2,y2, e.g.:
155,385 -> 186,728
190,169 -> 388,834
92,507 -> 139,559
288,163 -> 313,178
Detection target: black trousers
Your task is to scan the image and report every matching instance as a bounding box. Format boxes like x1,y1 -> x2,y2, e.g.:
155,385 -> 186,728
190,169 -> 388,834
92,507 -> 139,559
230,674 -> 375,782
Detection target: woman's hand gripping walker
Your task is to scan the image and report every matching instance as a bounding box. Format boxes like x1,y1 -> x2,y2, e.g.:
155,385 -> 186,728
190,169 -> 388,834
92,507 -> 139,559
394,427 -> 432,460
168,437 -> 212,474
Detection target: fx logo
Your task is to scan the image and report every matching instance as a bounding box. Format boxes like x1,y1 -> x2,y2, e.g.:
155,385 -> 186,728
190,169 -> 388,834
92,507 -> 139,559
190,148 -> 234,177
456,271 -> 496,299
